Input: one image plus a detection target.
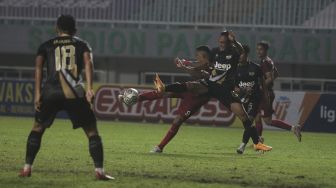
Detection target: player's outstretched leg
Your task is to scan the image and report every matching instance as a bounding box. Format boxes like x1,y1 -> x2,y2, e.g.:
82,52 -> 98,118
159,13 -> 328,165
118,90 -> 165,105
19,123 -> 45,177
264,117 -> 302,142
150,116 -> 185,153
83,126 -> 114,180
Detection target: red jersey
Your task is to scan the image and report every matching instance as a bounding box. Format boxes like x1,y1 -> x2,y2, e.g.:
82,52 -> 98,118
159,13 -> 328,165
260,56 -> 276,90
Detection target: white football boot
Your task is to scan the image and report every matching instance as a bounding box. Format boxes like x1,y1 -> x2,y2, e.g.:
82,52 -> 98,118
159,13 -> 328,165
150,146 -> 163,153
236,143 -> 247,154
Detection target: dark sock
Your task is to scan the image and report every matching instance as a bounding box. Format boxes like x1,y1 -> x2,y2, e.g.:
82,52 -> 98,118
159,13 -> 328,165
242,129 -> 250,144
165,83 -> 187,93
138,91 -> 163,102
89,135 -> 104,168
242,119 -> 259,144
158,122 -> 182,149
249,126 -> 260,144
270,120 -> 292,131
256,122 -> 263,136
25,131 -> 43,165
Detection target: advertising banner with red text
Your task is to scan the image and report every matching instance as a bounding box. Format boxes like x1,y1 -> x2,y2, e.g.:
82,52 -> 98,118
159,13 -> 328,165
94,85 -> 336,132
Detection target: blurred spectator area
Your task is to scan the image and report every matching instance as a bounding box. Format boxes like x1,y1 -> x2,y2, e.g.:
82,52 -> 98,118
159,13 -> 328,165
0,0 -> 335,29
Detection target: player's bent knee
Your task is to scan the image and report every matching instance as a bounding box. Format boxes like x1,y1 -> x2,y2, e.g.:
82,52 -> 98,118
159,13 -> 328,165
32,122 -> 45,133
83,126 -> 99,138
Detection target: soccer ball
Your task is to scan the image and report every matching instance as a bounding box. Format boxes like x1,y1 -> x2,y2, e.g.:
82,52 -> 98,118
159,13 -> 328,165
122,88 -> 139,106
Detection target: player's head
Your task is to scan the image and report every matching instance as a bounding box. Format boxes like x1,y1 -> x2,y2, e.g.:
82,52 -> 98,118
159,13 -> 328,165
195,45 -> 211,63
218,30 -> 230,50
56,14 -> 77,36
239,44 -> 250,64
256,40 -> 270,58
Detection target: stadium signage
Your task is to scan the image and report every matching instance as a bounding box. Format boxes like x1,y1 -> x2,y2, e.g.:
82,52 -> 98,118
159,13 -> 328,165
0,80 -> 34,115
94,85 -> 236,126
0,25 -> 335,64
1,80 -> 335,133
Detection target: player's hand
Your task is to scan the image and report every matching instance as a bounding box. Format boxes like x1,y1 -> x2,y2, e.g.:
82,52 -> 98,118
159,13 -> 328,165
228,31 -> 236,42
34,94 -> 42,112
174,57 -> 183,68
86,89 -> 95,104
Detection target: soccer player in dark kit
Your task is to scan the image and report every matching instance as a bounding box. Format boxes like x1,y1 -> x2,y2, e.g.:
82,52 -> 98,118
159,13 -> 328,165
19,15 -> 113,180
234,45 -> 266,154
254,41 -> 302,142
154,31 -> 272,152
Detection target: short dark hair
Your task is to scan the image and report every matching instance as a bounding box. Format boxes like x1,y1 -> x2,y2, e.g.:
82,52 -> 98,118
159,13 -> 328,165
242,44 -> 250,55
196,45 -> 211,59
257,41 -> 270,51
220,30 -> 229,37
56,14 -> 77,35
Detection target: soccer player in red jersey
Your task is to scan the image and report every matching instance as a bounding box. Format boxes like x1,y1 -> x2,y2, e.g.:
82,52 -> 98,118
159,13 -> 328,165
120,46 -> 211,153
153,31 -> 272,152
255,41 -> 302,142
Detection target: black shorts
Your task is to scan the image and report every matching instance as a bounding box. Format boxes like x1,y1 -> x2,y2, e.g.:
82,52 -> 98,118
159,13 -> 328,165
35,87 -> 96,129
201,79 -> 241,108
242,94 -> 261,119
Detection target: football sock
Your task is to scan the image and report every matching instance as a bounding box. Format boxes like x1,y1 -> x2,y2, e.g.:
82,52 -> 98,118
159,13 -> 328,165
255,122 -> 263,136
242,129 -> 250,144
249,126 -> 260,144
242,119 -> 259,144
25,131 -> 43,165
270,120 -> 292,131
158,122 -> 182,149
95,168 -> 104,174
165,83 -> 187,93
89,135 -> 104,168
138,91 -> 163,102
23,164 -> 32,171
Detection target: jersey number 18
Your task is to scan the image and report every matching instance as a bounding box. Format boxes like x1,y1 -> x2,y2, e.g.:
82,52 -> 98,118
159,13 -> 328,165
55,45 -> 76,71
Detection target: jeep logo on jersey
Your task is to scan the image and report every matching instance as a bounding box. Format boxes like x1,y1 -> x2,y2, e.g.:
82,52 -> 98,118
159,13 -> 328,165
238,81 -> 255,88
214,62 -> 231,71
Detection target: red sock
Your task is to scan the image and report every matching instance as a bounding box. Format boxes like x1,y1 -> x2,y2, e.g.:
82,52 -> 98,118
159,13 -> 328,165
138,91 -> 163,102
255,122 -> 263,136
158,123 -> 181,149
270,120 -> 292,131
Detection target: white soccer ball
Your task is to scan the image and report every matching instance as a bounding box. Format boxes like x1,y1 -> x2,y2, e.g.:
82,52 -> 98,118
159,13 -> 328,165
122,88 -> 139,106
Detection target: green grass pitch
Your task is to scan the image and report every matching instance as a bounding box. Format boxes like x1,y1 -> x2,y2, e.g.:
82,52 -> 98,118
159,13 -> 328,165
0,116 -> 336,188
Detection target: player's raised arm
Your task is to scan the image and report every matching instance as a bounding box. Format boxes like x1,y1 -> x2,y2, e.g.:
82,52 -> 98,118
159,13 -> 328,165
83,51 -> 94,103
228,31 -> 244,54
34,55 -> 44,112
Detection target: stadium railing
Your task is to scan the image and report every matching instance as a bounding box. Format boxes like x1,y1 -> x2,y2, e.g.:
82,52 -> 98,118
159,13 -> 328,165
0,66 -> 108,83
0,0 -> 335,30
2,67 -> 336,93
